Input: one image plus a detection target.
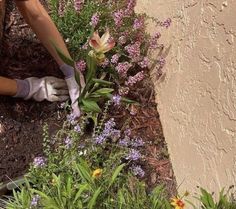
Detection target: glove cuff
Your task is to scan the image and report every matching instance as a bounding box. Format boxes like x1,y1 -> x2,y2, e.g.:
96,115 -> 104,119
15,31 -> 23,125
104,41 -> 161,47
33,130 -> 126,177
13,79 -> 30,98
60,63 -> 74,79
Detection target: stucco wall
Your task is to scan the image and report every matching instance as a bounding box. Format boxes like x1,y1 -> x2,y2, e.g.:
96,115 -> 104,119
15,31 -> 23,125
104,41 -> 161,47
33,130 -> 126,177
136,0 -> 236,195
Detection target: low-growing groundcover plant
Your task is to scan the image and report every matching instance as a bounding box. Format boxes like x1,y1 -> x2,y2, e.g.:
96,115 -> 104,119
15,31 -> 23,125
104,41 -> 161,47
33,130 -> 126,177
1,0 -> 236,208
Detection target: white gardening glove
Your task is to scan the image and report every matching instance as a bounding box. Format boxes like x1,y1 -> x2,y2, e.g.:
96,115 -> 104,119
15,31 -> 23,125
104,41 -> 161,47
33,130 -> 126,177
14,76 -> 69,102
60,64 -> 81,117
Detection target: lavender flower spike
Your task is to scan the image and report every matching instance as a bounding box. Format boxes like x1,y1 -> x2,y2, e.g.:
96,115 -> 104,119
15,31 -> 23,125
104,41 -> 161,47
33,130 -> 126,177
126,149 -> 141,161
131,165 -> 145,177
31,195 -> 40,207
33,157 -> 46,168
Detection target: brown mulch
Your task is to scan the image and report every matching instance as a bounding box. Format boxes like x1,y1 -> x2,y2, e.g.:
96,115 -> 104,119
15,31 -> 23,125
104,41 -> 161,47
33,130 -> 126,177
0,0 -> 176,197
0,0 -> 65,183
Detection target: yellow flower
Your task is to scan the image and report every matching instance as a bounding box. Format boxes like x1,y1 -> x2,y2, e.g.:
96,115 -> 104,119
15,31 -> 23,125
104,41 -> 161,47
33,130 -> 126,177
89,30 -> 115,62
92,168 -> 102,178
51,179 -> 56,186
171,197 -> 185,209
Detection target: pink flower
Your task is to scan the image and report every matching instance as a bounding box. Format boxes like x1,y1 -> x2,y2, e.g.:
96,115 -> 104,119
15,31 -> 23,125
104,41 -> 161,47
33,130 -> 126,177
124,42 -> 141,62
90,13 -> 100,27
138,57 -> 150,68
76,60 -> 86,72
133,17 -> 144,30
89,30 -> 115,62
89,30 -> 115,54
118,36 -> 127,45
125,71 -> 144,86
115,62 -> 132,77
161,18 -> 172,28
100,58 -> 110,68
124,0 -> 137,15
111,54 -> 120,64
113,10 -> 124,27
149,32 -> 161,49
74,0 -> 84,13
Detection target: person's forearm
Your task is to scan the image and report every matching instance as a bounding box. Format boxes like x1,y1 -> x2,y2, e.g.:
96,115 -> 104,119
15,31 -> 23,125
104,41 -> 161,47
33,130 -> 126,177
15,0 -> 71,66
0,76 -> 17,96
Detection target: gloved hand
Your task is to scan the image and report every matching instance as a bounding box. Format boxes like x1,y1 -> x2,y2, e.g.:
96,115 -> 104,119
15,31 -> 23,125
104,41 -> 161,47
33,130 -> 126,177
60,64 -> 81,117
14,76 -> 69,102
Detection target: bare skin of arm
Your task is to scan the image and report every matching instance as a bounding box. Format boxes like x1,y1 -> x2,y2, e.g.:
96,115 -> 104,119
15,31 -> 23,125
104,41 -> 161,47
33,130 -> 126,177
15,0 -> 71,65
0,77 -> 17,96
0,0 -> 72,96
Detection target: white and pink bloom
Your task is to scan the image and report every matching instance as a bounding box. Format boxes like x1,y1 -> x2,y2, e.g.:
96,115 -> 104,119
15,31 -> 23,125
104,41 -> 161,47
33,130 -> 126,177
89,30 -> 115,62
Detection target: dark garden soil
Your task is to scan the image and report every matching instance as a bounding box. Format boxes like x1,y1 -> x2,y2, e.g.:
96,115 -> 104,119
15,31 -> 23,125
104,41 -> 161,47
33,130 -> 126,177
0,0 -> 176,197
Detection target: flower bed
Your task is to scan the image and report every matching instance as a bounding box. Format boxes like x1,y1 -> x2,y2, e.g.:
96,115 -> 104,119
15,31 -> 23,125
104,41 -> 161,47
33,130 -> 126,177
1,0 -> 236,208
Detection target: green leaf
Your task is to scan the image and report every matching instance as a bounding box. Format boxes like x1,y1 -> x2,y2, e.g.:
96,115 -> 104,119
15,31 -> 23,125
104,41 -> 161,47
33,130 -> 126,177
88,187 -> 102,209
200,188 -> 215,208
118,190 -> 126,209
108,164 -> 125,188
82,99 -> 101,113
86,55 -> 97,83
73,184 -> 89,204
121,97 -> 137,104
76,159 -> 94,185
92,78 -> 113,86
51,40 -> 74,66
93,88 -> 114,95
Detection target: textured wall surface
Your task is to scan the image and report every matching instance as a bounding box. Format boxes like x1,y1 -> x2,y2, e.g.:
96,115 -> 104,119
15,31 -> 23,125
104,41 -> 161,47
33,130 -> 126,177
136,0 -> 236,194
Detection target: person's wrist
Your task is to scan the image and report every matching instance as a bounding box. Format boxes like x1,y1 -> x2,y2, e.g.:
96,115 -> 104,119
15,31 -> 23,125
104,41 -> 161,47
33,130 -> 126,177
13,79 -> 30,98
60,63 -> 74,79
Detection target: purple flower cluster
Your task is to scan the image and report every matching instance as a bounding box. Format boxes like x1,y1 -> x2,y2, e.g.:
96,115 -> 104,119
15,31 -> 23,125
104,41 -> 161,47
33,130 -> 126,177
131,137 -> 144,147
124,42 -> 141,62
125,71 -> 144,87
126,149 -> 141,161
112,94 -> 122,106
113,9 -> 124,27
64,137 -> 73,149
74,124 -> 81,133
67,113 -> 77,125
119,136 -> 130,147
95,118 -> 121,144
111,54 -> 120,64
124,129 -> 131,136
90,13 -> 100,27
133,17 -> 144,30
138,57 -> 150,68
33,157 -> 46,168
131,165 -> 145,177
31,195 -> 40,207
76,60 -> 86,72
115,62 -> 132,77
161,18 -> 172,28
74,0 -> 84,13
149,32 -> 161,49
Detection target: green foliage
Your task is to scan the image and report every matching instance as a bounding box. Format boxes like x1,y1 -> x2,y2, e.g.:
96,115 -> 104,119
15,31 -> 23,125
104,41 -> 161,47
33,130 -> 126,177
195,187 -> 236,209
2,1 -> 235,209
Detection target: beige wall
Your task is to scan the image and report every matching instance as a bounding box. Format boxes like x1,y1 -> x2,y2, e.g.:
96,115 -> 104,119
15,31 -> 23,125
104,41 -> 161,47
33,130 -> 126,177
137,0 -> 236,195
